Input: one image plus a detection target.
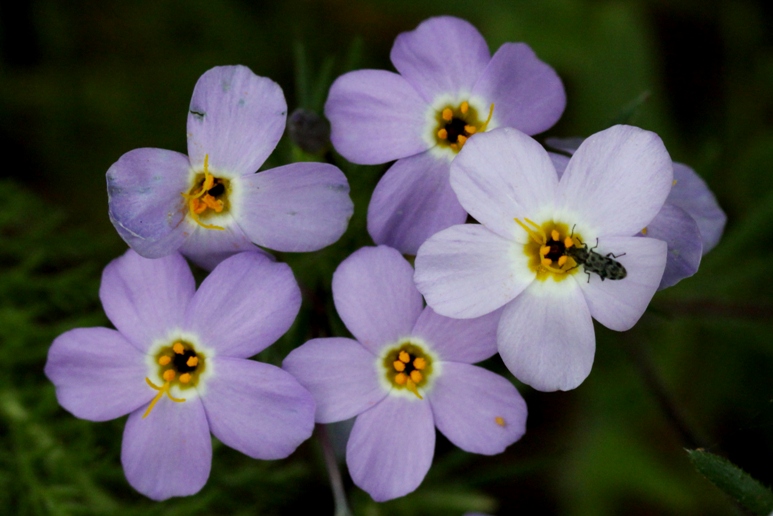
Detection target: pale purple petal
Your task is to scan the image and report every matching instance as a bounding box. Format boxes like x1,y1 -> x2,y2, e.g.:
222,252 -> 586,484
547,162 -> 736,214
236,162 -> 353,252
106,148 -> 192,258
411,306 -> 503,364
122,396 -> 211,501
347,396 -> 435,502
544,136 -> 583,155
202,357 -> 314,460
390,16 -> 490,103
472,43 -> 565,135
578,235 -> 667,331
332,246 -> 423,355
549,151 -> 570,180
451,128 -> 559,239
428,362 -> 526,454
556,125 -> 673,237
45,328 -> 153,422
100,251 -> 194,351
187,65 -> 286,175
325,70 -> 430,164
185,252 -> 300,358
283,338 -> 387,423
367,152 -> 467,255
645,204 -> 702,289
414,224 -> 532,319
178,219 -> 260,271
669,162 -> 726,254
497,281 -> 595,392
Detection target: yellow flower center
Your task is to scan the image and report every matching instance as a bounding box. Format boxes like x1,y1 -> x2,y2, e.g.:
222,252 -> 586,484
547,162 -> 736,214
515,217 -> 583,282
143,340 -> 207,418
434,101 -> 494,152
382,342 -> 433,399
181,154 -> 229,231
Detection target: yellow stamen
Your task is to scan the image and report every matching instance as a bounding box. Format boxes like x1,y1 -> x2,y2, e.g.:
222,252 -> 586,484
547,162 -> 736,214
673,179 -> 678,186
437,128 -> 448,140
406,379 -> 423,399
442,108 -> 453,121
393,360 -> 406,372
457,135 -> 468,146
450,143 -> 458,151
460,101 -> 469,114
395,372 -> 407,385
495,416 -> 506,427
179,373 -> 191,384
413,357 -> 426,370
399,351 -> 410,363
173,342 -> 184,354
480,103 -> 495,132
551,229 -> 560,241
181,154 -> 225,231
158,355 -> 171,366
163,369 -> 176,382
515,218 -> 546,245
557,255 -> 568,267
143,378 -> 185,418
186,356 -> 199,367
410,370 -> 422,383
464,124 -> 476,135
564,236 -> 574,248
541,257 -> 552,266
539,245 -> 550,257
641,227 -> 648,235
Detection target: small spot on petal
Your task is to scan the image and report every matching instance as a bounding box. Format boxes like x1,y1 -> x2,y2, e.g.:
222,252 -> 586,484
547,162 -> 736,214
495,416 -> 506,427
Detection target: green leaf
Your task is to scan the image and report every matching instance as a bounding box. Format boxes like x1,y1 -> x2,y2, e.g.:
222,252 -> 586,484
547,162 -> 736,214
687,449 -> 773,515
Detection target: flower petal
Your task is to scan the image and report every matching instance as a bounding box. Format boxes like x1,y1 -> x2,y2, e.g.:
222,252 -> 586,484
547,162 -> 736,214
122,395 -> 211,501
668,162 -> 726,254
367,152 -> 467,255
428,362 -> 526,454
100,250 -> 194,351
549,151 -> 570,180
411,306 -> 502,364
578,235 -> 667,331
202,357 -> 314,460
451,127 -> 559,239
414,224 -> 532,319
187,65 -> 286,175
185,252 -> 300,358
390,16 -> 490,103
236,162 -> 353,252
556,125 -> 673,237
178,216 -> 261,271
325,69 -> 430,164
347,396 -> 435,502
645,204 -> 702,290
283,338 -> 387,423
106,148 -> 192,258
45,328 -> 152,421
471,43 -> 565,135
497,281 -> 595,392
332,246 -> 423,355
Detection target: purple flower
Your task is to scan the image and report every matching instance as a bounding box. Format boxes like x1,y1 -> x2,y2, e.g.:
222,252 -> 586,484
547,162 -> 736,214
108,65 -> 354,270
283,246 -> 527,501
45,250 -> 315,500
325,16 -> 565,255
547,137 -> 726,289
414,125 -> 673,392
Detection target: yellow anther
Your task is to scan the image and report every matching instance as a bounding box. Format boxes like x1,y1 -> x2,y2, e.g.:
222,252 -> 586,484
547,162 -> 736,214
557,255 -> 568,267
410,370 -> 423,383
541,257 -> 553,266
158,355 -> 171,366
179,373 -> 191,384
460,101 -> 469,114
202,195 -> 224,212
413,357 -> 426,370
464,124 -> 476,135
173,342 -> 184,354
551,229 -> 560,241
399,351 -> 410,363
442,108 -> 453,121
163,369 -> 176,382
539,245 -> 550,257
457,135 -> 468,146
181,154 -> 225,231
673,179 -> 678,186
450,143 -> 458,150
437,128 -> 448,140
495,416 -> 506,427
393,360 -> 406,372
395,373 -> 407,385
564,236 -> 574,248
186,356 -> 199,367
641,227 -> 648,235
406,379 -> 423,399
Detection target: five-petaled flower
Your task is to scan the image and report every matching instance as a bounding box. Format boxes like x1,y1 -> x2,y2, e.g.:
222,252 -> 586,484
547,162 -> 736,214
45,250 -> 315,500
107,65 -> 354,270
415,125 -> 673,392
283,246 -> 527,501
325,16 -> 565,254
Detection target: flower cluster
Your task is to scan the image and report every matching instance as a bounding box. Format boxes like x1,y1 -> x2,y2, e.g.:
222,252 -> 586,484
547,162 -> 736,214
46,13 -> 725,507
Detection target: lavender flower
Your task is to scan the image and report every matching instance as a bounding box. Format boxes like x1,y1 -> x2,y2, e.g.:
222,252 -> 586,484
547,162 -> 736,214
283,246 -> 527,501
45,250 -> 315,500
325,16 -> 565,254
415,125 -> 673,392
108,65 -> 353,270
547,137 -> 726,289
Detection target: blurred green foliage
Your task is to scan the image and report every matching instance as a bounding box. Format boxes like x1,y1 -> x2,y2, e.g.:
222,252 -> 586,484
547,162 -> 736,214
1,0 -> 771,514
